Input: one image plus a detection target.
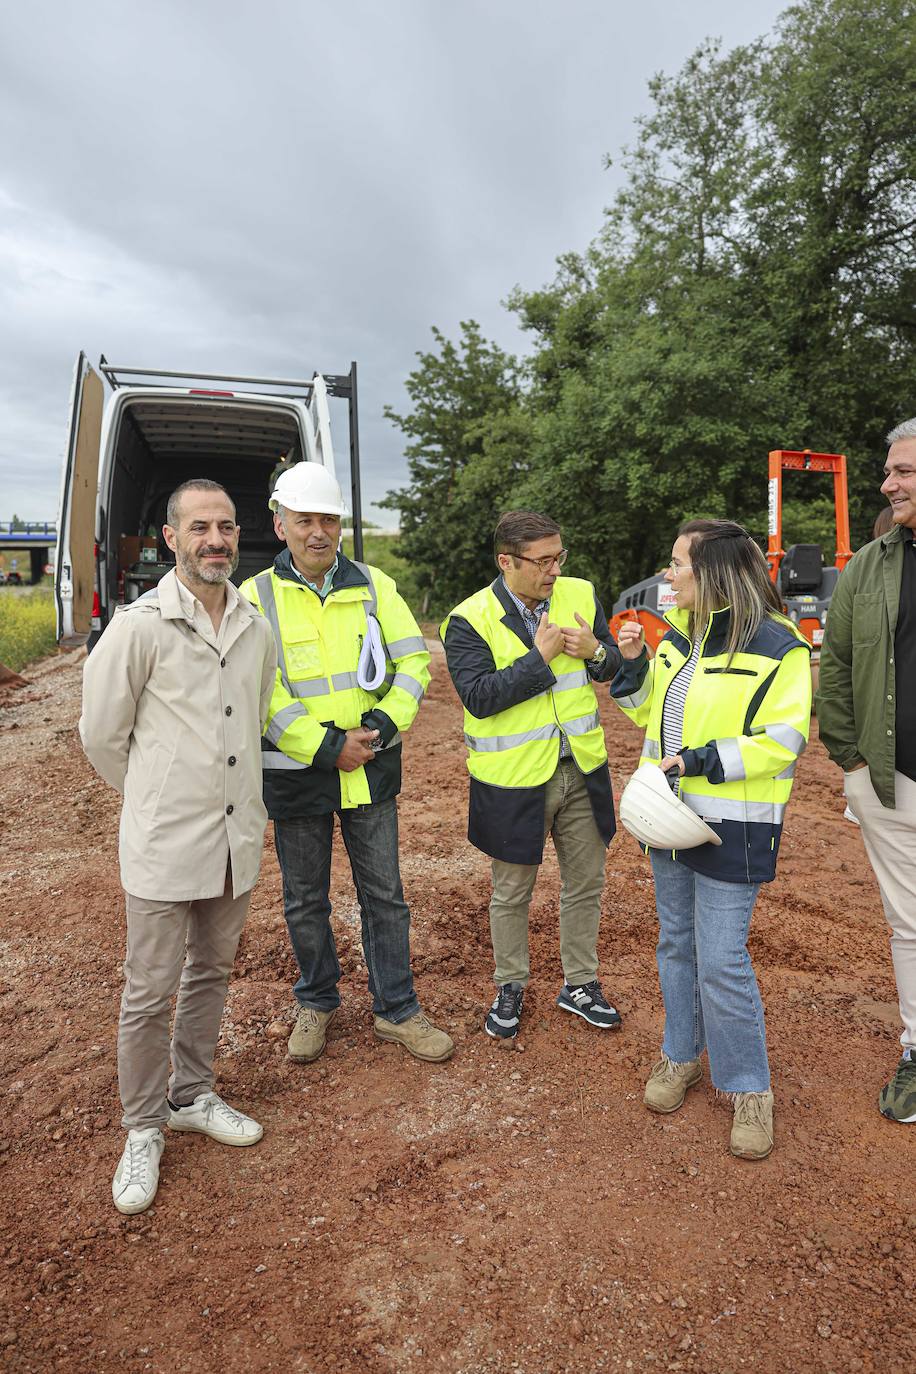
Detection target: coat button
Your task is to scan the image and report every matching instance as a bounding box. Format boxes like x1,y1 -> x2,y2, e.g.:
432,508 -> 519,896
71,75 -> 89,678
220,657 -> 226,667
225,706 -> 232,716
226,804 -> 234,814
228,756 -> 237,766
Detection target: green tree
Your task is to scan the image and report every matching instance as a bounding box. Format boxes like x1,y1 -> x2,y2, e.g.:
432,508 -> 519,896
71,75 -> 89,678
386,0 -> 916,609
380,321 -> 530,614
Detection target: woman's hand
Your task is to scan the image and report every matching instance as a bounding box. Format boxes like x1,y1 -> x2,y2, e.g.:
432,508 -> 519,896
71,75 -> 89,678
616,618 -> 645,660
660,754 -> 685,776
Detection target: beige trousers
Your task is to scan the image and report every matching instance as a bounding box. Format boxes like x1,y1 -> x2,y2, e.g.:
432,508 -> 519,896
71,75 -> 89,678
118,866 -> 252,1130
489,759 -> 608,987
843,766 -> 916,1049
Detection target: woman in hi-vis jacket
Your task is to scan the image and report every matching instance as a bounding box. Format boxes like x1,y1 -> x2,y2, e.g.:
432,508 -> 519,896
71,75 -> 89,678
613,520 -> 811,1160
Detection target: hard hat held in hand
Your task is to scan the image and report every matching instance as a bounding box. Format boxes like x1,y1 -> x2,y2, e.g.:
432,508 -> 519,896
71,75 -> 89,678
619,763 -> 722,850
269,462 -> 348,516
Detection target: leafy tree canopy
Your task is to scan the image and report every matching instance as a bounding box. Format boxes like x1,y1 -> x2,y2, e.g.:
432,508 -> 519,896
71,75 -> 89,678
385,0 -> 916,615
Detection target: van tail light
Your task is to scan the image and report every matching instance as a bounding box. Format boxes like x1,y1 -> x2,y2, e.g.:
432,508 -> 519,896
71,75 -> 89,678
188,389 -> 235,397
92,542 -> 101,618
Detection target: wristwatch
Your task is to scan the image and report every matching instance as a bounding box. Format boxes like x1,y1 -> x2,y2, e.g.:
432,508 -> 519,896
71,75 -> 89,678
588,643 -> 608,667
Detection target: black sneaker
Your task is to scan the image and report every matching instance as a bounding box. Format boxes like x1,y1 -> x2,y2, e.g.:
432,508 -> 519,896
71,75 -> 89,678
485,983 -> 524,1039
557,980 -> 621,1029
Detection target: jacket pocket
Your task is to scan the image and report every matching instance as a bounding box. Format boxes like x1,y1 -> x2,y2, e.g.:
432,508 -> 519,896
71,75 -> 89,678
851,592 -> 883,648
286,626 -> 323,678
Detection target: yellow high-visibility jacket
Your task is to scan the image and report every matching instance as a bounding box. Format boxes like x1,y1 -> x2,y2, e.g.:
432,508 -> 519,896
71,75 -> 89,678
441,576 -> 618,864
241,550 -> 430,815
611,605 -> 811,881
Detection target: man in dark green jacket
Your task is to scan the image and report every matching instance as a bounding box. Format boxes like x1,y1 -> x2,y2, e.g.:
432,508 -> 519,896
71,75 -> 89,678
817,419 -> 916,1124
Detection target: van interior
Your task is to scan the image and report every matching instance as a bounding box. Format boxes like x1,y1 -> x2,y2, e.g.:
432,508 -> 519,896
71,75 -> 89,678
102,396 -> 301,609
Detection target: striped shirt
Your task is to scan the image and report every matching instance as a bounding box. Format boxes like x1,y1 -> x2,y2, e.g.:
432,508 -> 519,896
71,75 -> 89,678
661,637 -> 703,768
501,577 -> 571,759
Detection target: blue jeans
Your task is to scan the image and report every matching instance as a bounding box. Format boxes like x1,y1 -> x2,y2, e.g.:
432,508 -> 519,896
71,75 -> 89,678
273,799 -> 420,1024
649,849 -> 770,1093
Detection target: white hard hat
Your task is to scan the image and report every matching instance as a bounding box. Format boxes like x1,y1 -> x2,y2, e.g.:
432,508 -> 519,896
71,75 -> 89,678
269,462 -> 348,517
619,763 -> 723,850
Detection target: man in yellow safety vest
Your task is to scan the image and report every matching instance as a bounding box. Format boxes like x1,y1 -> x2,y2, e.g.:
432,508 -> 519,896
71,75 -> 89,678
241,462 -> 453,1065
441,511 -> 622,1041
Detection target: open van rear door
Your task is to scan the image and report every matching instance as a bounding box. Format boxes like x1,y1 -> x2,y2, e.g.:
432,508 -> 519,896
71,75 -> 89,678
56,353 -> 104,647
306,374 -> 336,477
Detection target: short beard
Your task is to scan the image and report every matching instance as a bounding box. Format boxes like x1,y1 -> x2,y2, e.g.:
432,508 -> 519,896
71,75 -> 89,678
175,543 -> 239,587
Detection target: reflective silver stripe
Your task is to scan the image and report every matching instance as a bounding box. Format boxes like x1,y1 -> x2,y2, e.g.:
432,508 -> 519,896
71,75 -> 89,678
616,679 -> 651,710
552,670 -> 589,692
681,794 -> 787,825
561,710 -> 600,737
763,722 -> 807,755
715,737 -> 746,782
466,723 -> 560,753
643,738 -> 661,760
391,672 -> 425,702
262,752 -> 310,770
352,561 -> 378,616
331,671 -> 361,691
290,678 -> 332,698
254,572 -> 292,692
265,701 -> 308,744
776,761 -> 797,779
386,635 -> 426,658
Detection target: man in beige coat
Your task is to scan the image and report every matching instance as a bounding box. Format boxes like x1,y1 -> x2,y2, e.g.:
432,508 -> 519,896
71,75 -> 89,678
80,479 -> 277,1214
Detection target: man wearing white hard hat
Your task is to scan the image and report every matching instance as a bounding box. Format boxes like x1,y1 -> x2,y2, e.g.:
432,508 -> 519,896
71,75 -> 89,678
241,462 -> 454,1064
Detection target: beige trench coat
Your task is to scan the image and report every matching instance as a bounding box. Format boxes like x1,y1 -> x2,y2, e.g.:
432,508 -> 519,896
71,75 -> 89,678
80,570 -> 278,900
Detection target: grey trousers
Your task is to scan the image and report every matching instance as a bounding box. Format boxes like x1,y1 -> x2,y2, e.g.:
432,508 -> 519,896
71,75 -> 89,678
489,759 -> 608,987
118,867 -> 252,1130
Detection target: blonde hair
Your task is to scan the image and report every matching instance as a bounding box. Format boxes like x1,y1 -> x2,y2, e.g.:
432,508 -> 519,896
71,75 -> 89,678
679,519 -> 783,663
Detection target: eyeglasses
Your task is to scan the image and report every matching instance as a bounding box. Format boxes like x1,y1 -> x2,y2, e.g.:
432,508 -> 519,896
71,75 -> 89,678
666,559 -> 692,572
513,549 -> 569,573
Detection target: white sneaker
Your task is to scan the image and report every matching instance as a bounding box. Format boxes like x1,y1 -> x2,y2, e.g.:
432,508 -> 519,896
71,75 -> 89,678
112,1127 -> 165,1215
167,1092 -> 263,1146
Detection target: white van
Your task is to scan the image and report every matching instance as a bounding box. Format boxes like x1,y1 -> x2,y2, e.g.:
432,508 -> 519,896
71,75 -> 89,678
55,356 -> 365,648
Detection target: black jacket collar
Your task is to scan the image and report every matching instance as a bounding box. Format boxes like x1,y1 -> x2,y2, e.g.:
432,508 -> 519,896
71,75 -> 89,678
272,547 -> 370,592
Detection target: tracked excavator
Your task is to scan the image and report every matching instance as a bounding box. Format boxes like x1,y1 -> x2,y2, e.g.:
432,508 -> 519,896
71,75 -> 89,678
608,450 -> 853,670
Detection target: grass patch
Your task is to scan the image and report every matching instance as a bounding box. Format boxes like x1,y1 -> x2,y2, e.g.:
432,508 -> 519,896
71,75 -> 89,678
0,585 -> 57,671
341,533 -> 422,611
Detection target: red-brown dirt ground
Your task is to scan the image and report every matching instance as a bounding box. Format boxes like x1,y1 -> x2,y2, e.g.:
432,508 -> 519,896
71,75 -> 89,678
0,643 -> 913,1373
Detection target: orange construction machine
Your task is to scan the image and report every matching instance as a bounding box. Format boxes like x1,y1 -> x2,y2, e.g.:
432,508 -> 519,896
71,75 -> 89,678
608,449 -> 853,653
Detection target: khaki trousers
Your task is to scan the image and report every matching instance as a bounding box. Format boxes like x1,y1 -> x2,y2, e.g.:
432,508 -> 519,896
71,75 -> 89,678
118,867 -> 252,1130
844,766 -> 916,1049
489,759 -> 608,987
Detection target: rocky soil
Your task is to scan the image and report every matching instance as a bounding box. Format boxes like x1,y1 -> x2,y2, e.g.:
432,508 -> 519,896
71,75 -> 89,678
0,644 -> 911,1372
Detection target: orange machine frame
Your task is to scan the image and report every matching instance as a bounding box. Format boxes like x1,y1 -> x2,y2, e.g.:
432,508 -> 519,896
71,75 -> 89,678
766,449 -> 853,583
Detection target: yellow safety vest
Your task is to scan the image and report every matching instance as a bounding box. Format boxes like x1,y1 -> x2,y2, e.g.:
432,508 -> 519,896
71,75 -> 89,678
441,577 -> 608,788
613,605 -> 811,880
241,557 -> 429,809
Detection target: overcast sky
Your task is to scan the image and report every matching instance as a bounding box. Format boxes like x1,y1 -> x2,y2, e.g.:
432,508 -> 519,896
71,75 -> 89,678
0,0 -> 788,527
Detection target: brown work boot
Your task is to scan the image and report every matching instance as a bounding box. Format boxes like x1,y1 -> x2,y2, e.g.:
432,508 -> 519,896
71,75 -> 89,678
730,1090 -> 774,1159
373,1011 -> 455,1062
644,1054 -> 703,1113
288,1006 -> 337,1063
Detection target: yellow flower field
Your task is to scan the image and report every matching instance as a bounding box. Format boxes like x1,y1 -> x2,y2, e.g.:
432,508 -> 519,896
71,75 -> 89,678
0,585 -> 57,671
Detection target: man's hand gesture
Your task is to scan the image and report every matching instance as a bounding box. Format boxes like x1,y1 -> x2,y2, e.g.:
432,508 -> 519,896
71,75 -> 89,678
560,612 -> 600,660
534,613 -> 565,664
335,727 -> 379,772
